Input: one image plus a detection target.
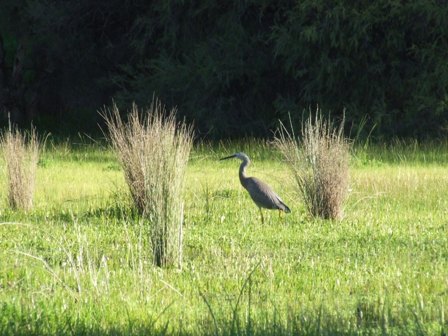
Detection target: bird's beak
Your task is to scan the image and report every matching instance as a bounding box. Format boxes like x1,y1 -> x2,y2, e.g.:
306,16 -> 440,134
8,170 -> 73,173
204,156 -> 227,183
220,154 -> 236,161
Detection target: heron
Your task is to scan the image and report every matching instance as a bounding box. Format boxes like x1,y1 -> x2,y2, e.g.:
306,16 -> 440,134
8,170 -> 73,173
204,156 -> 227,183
220,152 -> 290,223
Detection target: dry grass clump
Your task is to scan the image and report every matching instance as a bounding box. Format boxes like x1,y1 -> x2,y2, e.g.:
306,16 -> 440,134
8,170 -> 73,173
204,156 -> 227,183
275,112 -> 350,220
1,125 -> 40,211
102,100 -> 193,268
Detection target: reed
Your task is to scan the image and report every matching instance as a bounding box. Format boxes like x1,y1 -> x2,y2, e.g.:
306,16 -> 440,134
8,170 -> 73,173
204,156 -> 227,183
1,125 -> 40,211
102,100 -> 193,267
275,112 -> 350,219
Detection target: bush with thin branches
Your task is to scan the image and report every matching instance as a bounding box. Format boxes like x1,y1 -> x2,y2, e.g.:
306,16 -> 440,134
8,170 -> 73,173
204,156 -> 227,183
102,100 -> 193,268
1,125 -> 40,211
275,112 -> 350,220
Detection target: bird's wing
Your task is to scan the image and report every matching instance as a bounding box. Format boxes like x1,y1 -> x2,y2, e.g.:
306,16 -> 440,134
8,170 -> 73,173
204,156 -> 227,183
245,177 -> 285,210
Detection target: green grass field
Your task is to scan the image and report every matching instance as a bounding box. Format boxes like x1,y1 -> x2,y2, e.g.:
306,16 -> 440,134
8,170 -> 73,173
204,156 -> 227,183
1,139 -> 447,335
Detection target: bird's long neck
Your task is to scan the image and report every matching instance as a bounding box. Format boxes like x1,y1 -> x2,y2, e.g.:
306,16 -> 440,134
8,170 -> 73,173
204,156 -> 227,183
239,158 -> 250,188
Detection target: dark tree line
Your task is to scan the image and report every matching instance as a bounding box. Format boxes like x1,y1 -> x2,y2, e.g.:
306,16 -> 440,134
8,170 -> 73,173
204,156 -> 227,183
0,0 -> 447,138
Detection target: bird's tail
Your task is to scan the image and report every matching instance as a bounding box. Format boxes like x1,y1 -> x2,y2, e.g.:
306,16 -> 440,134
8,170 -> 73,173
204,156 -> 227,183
280,201 -> 291,213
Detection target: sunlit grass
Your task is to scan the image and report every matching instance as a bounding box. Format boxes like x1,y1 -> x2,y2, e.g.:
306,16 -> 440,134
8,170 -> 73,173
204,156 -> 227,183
0,139 -> 447,335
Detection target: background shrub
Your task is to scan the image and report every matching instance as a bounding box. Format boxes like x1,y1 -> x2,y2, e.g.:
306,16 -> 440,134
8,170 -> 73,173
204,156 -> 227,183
1,0 -> 447,138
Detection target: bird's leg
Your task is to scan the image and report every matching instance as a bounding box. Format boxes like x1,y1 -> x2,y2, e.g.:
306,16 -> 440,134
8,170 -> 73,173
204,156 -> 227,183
279,210 -> 286,224
259,207 -> 264,224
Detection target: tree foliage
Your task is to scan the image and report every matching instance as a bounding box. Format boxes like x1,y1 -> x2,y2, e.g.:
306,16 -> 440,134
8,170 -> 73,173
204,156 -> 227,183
0,0 -> 447,138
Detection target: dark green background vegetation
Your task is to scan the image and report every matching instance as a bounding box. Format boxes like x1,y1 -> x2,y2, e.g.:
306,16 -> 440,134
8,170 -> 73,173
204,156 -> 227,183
0,0 -> 447,138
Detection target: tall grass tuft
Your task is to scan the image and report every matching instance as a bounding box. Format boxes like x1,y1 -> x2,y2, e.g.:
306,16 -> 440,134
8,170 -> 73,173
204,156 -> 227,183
274,112 -> 350,220
102,100 -> 193,268
1,125 -> 40,211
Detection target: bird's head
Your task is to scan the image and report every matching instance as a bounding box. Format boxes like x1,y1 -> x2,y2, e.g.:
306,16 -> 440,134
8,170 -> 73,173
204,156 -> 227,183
220,152 -> 250,162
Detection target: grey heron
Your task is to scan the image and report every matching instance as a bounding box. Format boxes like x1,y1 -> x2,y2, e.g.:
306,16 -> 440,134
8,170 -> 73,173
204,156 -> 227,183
220,152 -> 290,223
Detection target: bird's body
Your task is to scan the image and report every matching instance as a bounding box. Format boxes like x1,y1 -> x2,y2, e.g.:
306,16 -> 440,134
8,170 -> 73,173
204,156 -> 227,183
221,152 -> 290,222
243,176 -> 290,212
